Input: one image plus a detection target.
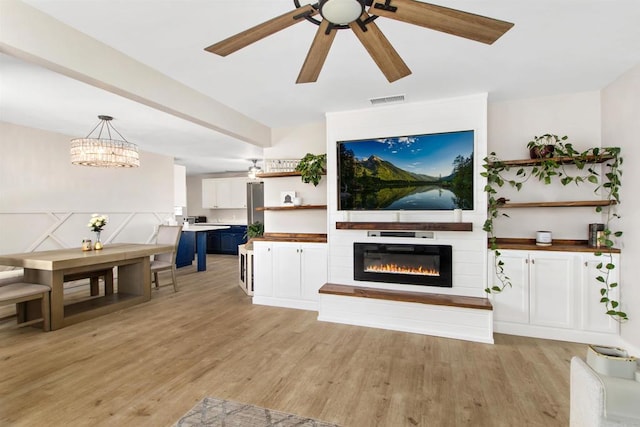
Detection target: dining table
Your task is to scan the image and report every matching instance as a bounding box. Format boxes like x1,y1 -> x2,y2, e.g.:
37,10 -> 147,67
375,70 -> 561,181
0,243 -> 174,331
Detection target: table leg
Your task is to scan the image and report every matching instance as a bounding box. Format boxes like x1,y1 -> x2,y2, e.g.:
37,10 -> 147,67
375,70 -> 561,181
24,268 -> 64,330
196,232 -> 207,272
117,257 -> 151,300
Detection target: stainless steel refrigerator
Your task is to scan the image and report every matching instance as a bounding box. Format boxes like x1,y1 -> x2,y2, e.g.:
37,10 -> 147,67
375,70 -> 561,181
246,181 -> 264,226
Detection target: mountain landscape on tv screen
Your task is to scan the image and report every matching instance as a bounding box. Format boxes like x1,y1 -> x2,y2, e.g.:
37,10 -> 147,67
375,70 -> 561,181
338,133 -> 474,210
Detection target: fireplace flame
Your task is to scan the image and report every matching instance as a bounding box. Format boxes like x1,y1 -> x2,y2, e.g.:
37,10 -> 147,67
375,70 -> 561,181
365,263 -> 439,276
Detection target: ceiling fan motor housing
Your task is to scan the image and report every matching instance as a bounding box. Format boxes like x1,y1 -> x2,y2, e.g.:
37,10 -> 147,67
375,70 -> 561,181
319,0 -> 365,25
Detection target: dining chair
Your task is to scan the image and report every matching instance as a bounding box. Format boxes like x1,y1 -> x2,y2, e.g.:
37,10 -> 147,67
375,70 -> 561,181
150,225 -> 183,292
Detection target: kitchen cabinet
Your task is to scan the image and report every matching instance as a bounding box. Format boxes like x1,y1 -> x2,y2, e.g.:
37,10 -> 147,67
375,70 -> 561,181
206,225 -> 247,255
489,249 -> 619,341
175,231 -> 195,268
252,241 -> 327,311
202,177 -> 248,209
253,242 -> 273,298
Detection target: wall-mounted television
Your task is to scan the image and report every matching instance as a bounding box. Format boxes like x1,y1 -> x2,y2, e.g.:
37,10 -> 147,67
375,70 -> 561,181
337,130 -> 474,211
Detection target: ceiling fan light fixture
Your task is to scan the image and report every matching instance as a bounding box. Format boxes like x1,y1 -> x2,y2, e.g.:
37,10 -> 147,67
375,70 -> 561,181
319,0 -> 364,25
248,159 -> 261,179
70,115 -> 140,168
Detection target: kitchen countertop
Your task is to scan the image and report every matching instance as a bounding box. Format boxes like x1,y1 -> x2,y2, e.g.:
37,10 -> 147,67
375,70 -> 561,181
192,222 -> 247,226
182,225 -> 230,232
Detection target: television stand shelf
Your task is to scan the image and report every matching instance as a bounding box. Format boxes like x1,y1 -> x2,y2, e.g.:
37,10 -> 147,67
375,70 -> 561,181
335,222 -> 472,232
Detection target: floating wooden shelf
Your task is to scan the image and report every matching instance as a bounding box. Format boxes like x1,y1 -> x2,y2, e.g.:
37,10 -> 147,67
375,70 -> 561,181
255,171 -> 301,178
335,222 -> 472,231
489,238 -> 621,253
251,232 -> 327,243
255,170 -> 327,178
498,200 -> 616,208
488,154 -> 614,167
257,204 -> 327,211
319,284 -> 492,311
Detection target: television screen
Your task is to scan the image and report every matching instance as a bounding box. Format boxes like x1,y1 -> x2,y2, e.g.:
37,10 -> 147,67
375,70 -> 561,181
337,130 -> 474,211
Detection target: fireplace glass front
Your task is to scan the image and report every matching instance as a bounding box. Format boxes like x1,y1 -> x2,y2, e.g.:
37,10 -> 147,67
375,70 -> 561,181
354,243 -> 452,287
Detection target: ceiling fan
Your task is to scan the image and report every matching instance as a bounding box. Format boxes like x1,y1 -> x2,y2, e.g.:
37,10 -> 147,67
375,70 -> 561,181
205,0 -> 514,84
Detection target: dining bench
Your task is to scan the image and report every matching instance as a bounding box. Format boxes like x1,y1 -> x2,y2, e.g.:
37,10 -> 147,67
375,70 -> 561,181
0,282 -> 51,331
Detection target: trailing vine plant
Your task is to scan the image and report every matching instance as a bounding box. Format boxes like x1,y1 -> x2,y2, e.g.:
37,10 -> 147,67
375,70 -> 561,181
481,136 -> 626,321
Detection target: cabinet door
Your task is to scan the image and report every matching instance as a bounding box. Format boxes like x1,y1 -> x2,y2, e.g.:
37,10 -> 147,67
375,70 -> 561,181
230,178 -> 248,209
489,250 -> 529,324
529,252 -> 578,329
202,179 -> 218,208
253,242 -> 273,297
214,179 -> 233,208
220,233 -> 237,254
581,254 -> 620,334
300,244 -> 328,301
206,231 -> 221,254
273,244 -> 302,299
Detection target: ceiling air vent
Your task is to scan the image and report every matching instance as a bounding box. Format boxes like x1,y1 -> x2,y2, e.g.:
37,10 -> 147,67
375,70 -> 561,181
369,94 -> 405,105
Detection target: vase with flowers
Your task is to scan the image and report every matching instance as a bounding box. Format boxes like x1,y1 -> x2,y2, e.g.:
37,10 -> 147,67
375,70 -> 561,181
88,214 -> 108,250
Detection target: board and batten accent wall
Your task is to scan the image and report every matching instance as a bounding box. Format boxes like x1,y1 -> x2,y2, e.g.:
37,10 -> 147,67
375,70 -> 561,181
0,121 -> 174,257
325,94 -> 489,298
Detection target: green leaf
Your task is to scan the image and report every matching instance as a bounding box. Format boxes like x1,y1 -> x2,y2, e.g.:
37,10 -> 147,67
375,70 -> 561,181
600,297 -> 609,303
596,262 -> 603,269
588,175 -> 598,184
596,276 -> 605,282
614,231 -> 623,237
600,288 -> 607,296
611,301 -> 619,308
609,282 -> 618,288
606,263 -> 615,270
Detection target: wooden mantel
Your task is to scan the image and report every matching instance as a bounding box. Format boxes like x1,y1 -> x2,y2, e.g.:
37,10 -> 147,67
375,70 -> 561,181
335,222 -> 473,232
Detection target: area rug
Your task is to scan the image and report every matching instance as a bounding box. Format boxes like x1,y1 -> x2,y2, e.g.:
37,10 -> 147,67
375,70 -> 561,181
174,397 -> 339,427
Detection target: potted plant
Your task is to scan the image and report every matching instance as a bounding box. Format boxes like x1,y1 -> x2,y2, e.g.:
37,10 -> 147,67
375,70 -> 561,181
244,221 -> 264,250
295,153 -> 326,186
527,134 -> 566,159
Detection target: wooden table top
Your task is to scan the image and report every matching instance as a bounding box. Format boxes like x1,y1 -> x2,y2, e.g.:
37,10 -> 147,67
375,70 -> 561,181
0,243 -> 175,271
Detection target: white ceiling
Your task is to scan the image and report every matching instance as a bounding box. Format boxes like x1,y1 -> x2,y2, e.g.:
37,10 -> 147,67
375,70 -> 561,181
2,0 -> 640,174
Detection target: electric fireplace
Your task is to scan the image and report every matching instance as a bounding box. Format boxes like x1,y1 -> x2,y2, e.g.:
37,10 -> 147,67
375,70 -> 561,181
354,243 -> 452,287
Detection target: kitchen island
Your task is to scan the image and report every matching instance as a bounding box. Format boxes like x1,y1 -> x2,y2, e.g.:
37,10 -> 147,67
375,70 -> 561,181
180,225 -> 230,271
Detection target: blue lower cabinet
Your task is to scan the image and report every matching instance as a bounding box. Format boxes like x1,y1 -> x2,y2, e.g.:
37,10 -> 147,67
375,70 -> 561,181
206,226 -> 247,255
176,231 -> 195,268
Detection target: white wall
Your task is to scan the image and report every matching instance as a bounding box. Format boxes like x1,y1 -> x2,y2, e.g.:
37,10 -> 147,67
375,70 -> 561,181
262,122 -> 327,234
0,121 -> 174,256
602,63 -> 640,353
326,94 -> 489,298
487,91 -> 607,239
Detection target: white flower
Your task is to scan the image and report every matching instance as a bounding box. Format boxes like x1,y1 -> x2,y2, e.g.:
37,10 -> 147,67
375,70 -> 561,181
87,214 -> 108,232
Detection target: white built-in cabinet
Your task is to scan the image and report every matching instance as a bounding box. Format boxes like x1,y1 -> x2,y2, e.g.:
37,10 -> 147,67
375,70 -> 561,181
252,241 -> 328,311
489,249 -> 619,342
202,177 -> 248,209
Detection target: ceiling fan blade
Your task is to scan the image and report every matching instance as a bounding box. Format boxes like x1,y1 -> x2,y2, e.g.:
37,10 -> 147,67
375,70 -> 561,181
370,0 -> 514,45
205,5 -> 318,56
349,13 -> 411,83
297,20 -> 337,84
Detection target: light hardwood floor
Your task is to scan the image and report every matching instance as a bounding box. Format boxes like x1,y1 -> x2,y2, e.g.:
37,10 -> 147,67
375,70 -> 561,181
0,255 -> 585,426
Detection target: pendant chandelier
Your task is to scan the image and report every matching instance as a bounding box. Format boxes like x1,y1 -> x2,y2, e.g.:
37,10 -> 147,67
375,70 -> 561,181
70,115 -> 140,168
